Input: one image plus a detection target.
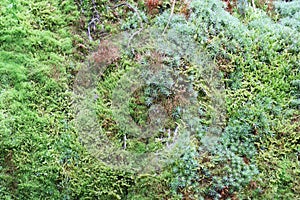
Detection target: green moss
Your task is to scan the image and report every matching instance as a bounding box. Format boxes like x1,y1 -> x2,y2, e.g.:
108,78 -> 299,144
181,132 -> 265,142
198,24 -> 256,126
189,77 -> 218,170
1,0 -> 299,199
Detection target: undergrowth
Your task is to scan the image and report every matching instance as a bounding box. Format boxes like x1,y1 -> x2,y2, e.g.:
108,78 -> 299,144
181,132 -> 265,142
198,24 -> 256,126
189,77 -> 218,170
1,0 -> 299,199
0,0 -> 133,199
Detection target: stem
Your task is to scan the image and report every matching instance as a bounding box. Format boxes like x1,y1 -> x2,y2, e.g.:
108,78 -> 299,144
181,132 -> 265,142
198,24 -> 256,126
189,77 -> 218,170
163,0 -> 176,34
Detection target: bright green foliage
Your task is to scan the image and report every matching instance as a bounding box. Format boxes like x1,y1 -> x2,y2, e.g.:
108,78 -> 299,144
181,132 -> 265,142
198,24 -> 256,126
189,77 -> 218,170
0,0 -> 133,199
0,0 -> 78,198
1,0 -> 300,199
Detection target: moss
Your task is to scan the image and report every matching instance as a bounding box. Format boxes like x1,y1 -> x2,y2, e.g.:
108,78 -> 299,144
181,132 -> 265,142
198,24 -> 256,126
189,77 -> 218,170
1,0 -> 300,199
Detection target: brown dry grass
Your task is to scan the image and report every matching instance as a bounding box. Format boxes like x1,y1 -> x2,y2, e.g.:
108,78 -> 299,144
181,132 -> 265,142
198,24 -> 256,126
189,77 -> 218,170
92,39 -> 120,65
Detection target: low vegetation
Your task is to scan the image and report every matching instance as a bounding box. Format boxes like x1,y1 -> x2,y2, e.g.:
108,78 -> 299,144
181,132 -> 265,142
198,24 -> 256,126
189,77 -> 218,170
0,0 -> 299,199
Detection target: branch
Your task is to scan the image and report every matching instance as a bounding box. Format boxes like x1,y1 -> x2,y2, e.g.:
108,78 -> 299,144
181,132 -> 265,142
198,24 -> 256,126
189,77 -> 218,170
88,18 -> 99,41
87,0 -> 100,41
163,0 -> 176,34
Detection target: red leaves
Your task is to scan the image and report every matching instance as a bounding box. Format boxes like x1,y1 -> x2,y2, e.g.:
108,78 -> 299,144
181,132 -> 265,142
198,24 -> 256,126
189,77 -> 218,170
223,0 -> 236,14
145,0 -> 160,11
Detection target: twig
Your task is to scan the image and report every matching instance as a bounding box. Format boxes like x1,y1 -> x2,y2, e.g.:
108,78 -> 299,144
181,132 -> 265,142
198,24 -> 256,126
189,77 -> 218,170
166,129 -> 171,147
173,126 -> 178,142
163,0 -> 176,34
123,134 -> 127,149
252,0 -> 256,10
87,0 -> 100,41
88,18 -> 99,41
127,27 -> 144,52
112,2 -> 144,52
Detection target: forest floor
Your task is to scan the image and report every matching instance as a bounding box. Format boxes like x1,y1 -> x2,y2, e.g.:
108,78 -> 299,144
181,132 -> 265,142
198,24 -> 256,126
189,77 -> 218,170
0,0 -> 299,199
